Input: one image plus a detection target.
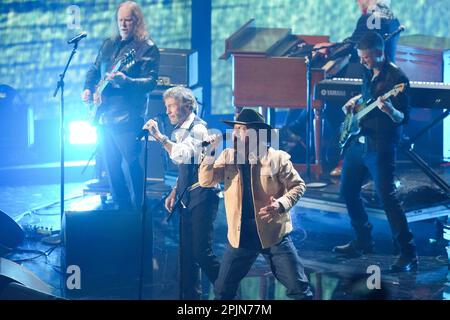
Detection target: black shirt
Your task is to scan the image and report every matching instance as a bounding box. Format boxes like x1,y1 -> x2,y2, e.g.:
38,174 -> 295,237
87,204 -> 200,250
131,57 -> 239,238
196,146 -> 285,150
239,163 -> 262,250
84,36 -> 159,125
360,61 -> 410,150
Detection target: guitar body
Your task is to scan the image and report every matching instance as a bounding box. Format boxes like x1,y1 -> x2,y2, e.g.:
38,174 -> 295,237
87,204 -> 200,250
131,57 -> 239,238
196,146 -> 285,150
338,112 -> 361,153
87,49 -> 136,125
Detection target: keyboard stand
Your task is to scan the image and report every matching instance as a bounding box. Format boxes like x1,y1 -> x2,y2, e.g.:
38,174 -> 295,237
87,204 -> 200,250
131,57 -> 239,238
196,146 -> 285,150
400,108 -> 450,198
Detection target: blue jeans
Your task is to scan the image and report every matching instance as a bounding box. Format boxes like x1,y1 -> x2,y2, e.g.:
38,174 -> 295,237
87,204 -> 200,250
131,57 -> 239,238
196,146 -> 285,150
214,235 -> 312,300
340,140 -> 416,257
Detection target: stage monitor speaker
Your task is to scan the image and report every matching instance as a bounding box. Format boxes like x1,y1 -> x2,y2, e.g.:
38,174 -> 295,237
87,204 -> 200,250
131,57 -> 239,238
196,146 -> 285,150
0,282 -> 61,300
0,257 -> 58,300
61,209 -> 153,299
0,210 -> 24,256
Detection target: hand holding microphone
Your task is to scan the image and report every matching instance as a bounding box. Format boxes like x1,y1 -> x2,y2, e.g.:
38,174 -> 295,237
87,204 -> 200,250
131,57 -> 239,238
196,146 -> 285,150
137,118 -> 161,141
202,133 -> 226,149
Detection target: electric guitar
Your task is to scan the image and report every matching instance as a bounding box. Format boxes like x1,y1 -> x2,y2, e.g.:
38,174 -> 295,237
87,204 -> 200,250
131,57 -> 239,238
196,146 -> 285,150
338,83 -> 406,153
88,49 -> 136,125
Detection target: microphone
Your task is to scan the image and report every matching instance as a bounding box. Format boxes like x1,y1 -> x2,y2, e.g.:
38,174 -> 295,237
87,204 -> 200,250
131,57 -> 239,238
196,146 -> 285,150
67,32 -> 87,44
201,132 -> 227,147
384,25 -> 405,41
136,117 -> 159,140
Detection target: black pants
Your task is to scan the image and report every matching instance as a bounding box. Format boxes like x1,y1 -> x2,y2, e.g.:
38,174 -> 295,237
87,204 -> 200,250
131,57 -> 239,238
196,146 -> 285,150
180,194 -> 220,299
340,141 -> 416,257
99,121 -> 143,209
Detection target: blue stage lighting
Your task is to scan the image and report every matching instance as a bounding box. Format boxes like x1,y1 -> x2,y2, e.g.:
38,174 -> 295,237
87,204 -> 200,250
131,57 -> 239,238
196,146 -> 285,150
69,121 -> 97,145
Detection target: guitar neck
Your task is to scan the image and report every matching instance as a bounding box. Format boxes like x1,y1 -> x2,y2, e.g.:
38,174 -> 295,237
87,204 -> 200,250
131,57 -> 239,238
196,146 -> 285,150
96,62 -> 123,95
355,89 -> 395,121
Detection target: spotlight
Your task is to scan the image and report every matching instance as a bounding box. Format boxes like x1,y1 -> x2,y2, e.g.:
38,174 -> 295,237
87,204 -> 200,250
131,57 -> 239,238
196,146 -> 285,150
68,121 -> 97,145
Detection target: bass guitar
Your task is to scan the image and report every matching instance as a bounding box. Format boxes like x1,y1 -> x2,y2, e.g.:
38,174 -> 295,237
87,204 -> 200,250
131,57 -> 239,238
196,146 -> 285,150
338,83 -> 406,153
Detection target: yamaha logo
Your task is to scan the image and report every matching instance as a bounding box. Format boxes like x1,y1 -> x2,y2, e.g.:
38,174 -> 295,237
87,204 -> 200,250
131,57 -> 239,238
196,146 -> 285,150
321,89 -> 347,97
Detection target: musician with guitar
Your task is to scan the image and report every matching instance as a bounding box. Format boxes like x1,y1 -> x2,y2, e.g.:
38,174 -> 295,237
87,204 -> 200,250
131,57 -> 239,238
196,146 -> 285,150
81,1 -> 159,209
333,32 -> 418,272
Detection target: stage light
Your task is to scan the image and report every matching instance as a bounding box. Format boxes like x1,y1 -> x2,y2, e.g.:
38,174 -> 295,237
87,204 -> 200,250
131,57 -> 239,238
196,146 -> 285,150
68,121 -> 97,145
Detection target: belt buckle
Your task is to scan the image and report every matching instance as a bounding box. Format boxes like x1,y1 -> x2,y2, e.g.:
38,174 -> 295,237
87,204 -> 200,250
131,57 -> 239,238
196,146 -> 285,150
358,136 -> 366,144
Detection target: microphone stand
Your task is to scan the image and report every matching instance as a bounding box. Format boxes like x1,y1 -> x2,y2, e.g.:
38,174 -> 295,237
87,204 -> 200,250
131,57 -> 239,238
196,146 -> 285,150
53,40 -> 79,222
164,184 -> 189,300
138,130 -> 151,299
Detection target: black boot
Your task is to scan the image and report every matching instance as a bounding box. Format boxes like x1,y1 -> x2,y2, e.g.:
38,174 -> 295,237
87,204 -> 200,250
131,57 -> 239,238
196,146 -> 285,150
333,240 -> 374,257
390,233 -> 418,272
390,241 -> 418,272
390,255 -> 418,272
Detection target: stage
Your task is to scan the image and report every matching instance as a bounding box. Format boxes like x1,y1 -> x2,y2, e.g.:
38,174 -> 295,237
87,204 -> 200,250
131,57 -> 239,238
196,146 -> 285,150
1,161 -> 449,300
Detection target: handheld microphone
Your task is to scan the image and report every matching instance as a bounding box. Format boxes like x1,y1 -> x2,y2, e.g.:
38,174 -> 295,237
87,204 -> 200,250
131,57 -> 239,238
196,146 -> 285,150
384,25 -> 405,41
136,117 -> 159,141
67,32 -> 87,44
201,132 -> 227,147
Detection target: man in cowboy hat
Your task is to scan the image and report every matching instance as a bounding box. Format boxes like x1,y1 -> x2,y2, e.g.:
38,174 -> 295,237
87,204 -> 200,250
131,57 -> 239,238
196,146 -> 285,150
199,108 -> 313,300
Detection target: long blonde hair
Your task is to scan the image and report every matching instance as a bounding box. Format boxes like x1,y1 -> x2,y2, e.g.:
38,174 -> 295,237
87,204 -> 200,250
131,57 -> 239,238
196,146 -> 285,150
114,1 -> 149,41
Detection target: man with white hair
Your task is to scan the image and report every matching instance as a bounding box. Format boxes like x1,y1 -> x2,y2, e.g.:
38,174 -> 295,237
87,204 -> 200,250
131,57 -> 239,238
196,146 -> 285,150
82,1 -> 159,209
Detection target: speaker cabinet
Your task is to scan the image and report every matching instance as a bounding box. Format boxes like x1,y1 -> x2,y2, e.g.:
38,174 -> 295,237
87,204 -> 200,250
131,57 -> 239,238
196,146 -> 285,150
61,209 -> 153,299
158,49 -> 198,87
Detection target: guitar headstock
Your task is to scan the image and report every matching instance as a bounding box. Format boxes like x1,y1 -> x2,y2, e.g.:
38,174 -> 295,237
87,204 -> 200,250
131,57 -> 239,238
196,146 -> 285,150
121,49 -> 136,66
391,83 -> 406,97
120,49 -> 136,67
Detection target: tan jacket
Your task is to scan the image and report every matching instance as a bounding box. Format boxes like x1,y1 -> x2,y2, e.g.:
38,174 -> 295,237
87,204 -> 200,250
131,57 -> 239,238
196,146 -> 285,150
199,147 -> 306,249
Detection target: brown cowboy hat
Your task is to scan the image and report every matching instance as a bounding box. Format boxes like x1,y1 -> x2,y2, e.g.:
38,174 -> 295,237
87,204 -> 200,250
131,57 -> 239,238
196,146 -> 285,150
222,108 -> 272,129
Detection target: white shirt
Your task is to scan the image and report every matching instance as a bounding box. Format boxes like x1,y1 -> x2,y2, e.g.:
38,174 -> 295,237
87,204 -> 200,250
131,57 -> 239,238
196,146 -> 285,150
169,113 -> 208,165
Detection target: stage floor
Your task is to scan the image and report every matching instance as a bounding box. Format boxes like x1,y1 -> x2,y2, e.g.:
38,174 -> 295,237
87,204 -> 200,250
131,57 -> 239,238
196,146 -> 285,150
1,164 -> 449,300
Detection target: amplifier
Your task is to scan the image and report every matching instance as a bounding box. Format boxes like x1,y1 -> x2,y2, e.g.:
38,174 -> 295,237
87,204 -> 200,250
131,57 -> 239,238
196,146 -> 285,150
157,48 -> 198,87
61,209 -> 153,299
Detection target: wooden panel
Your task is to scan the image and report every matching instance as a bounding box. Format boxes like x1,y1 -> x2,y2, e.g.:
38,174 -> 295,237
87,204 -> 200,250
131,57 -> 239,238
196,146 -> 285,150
233,55 -> 324,108
396,44 -> 443,82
